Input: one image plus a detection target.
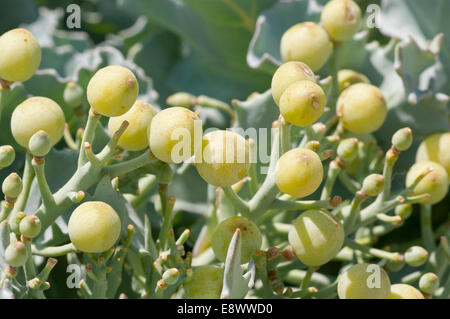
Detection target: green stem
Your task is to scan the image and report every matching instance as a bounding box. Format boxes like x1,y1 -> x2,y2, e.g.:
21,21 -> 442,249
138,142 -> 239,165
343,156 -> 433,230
32,159 -> 56,208
301,266 -> 315,293
104,150 -> 157,178
32,243 -> 77,257
130,174 -> 157,210
344,193 -> 365,234
421,204 -> 436,252
11,153 -> 34,214
279,117 -> 291,155
320,160 -> 340,200
78,109 -> 100,168
269,198 -> 335,211
222,186 -> 249,215
345,238 -> 403,262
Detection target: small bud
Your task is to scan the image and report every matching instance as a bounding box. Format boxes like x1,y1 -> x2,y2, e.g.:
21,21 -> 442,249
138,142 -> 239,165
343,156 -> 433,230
305,140 -> 321,153
19,215 -> 41,238
404,246 -> 428,267
2,173 -> 23,199
63,81 -> 83,108
162,268 -> 180,285
311,123 -> 326,138
4,242 -> 28,267
361,174 -> 385,196
337,138 -> 358,162
28,130 -> 52,157
386,259 -> 405,272
166,92 -> 195,108
0,145 -> 15,169
392,127 -> 413,151
395,204 -> 412,220
419,272 -> 439,294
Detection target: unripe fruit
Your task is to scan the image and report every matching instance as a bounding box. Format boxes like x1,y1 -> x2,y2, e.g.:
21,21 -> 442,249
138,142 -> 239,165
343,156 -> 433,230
28,130 -> 52,157
395,203 -> 412,221
0,145 -> 15,169
337,83 -> 387,134
338,263 -> 391,299
0,28 -> 41,82
419,273 -> 439,294
337,138 -> 358,162
288,210 -> 344,266
108,100 -> 157,151
63,81 -> 83,108
321,0 -> 361,41
405,161 -> 448,205
196,130 -> 250,187
87,65 -> 139,117
279,80 -> 326,127
11,97 -> 65,148
19,215 -> 41,238
392,127 -> 413,151
280,22 -> 332,71
337,69 -> 369,92
4,242 -> 28,267
361,174 -> 384,196
416,132 -> 450,177
271,62 -> 316,105
2,173 -> 22,199
386,259 -> 405,272
404,246 -> 428,267
390,284 -> 424,299
184,265 -> 224,299
166,92 -> 195,108
162,268 -> 180,285
68,201 -> 121,253
275,148 -> 323,198
211,216 -> 262,264
149,107 -> 201,164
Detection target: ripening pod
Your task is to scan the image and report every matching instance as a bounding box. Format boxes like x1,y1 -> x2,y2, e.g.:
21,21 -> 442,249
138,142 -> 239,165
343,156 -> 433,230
337,137 -> 358,162
4,242 -> 29,267
11,97 -> 65,149
405,161 -> 449,205
183,266 -> 224,299
0,28 -> 41,82
275,148 -> 323,198
361,174 -> 384,197
0,145 -> 15,169
271,61 -> 316,105
2,173 -> 22,199
337,69 -> 369,92
321,0 -> 361,42
288,210 -> 344,266
63,81 -> 84,108
195,130 -> 250,187
68,201 -> 121,253
338,263 -> 391,299
390,284 -> 424,299
19,215 -> 41,238
108,100 -> 157,151
211,216 -> 262,264
149,107 -> 201,164
278,80 -> 326,127
280,22 -> 332,71
87,65 -> 139,117
392,127 -> 413,151
337,83 -> 387,134
416,132 -> 450,177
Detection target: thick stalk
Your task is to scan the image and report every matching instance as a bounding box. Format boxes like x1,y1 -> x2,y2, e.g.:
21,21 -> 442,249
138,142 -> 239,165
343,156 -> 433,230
78,108 -> 101,168
421,204 -> 436,252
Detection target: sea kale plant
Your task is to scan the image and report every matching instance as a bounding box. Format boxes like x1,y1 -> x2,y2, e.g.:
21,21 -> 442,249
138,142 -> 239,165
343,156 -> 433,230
0,0 -> 449,299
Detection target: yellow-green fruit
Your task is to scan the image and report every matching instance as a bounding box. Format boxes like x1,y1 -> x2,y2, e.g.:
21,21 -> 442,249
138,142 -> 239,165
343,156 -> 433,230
337,83 -> 387,134
68,201 -> 121,253
184,266 -> 224,299
321,0 -> 361,41
271,61 -> 316,105
338,263 -> 391,299
108,100 -> 157,151
0,28 -> 41,82
211,216 -> 262,264
279,80 -> 326,127
11,97 -> 65,148
196,130 -> 250,187
405,161 -> 448,205
288,210 -> 344,266
275,148 -> 323,198
149,107 -> 201,163
87,65 -> 139,117
280,22 -> 332,71
337,69 -> 369,92
390,284 -> 424,299
416,132 -> 450,177
4,242 -> 28,267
